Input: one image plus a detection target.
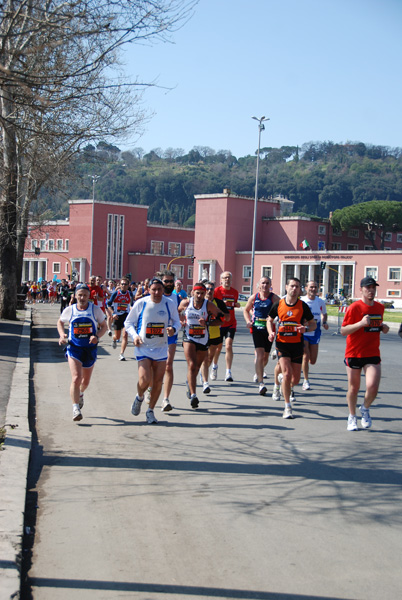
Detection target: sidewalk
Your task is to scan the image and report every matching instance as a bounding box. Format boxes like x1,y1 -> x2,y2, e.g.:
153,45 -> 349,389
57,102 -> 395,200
0,308 -> 32,600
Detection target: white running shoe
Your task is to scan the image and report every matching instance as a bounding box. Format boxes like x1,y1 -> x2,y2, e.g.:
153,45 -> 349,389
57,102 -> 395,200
359,405 -> 372,429
108,330 -> 112,337
263,372 -> 268,379
278,373 -> 283,384
283,405 -> 294,419
131,395 -> 143,416
210,365 -> 218,381
161,398 -> 173,412
145,387 -> 152,404
290,388 -> 295,402
225,370 -> 233,382
79,393 -> 84,409
146,409 -> 158,424
72,405 -> 82,422
272,386 -> 281,401
119,354 -> 126,361
203,381 -> 211,394
190,394 -> 199,409
302,380 -> 310,391
253,373 -> 258,383
271,349 -> 278,360
259,383 -> 267,396
347,415 -> 358,431
112,339 -> 117,349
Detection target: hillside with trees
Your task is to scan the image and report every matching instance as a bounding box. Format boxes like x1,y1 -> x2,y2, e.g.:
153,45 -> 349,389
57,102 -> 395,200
38,141 -> 402,228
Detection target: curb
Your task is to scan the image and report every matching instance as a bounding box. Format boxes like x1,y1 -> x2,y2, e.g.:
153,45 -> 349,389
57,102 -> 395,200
0,308 -> 32,600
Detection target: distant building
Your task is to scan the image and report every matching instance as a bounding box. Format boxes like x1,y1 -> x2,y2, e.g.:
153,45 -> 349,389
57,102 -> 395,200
194,191 -> 402,305
23,200 -> 194,287
23,192 -> 402,306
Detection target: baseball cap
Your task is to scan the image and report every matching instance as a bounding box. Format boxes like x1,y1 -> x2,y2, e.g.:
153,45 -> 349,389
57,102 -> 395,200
76,283 -> 90,292
360,277 -> 379,287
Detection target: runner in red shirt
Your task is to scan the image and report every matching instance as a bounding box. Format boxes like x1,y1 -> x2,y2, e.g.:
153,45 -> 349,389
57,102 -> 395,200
341,276 -> 389,431
211,271 -> 240,382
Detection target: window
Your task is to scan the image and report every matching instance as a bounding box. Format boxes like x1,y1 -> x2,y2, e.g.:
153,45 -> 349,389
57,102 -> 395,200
187,285 -> 192,294
318,225 -> 326,235
159,263 -> 167,271
387,289 -> 401,297
53,262 -> 61,273
65,262 -> 69,273
397,233 -> 402,243
347,244 -> 358,250
384,232 -> 392,242
242,286 -> 251,294
171,264 -> 184,279
168,242 -> 181,256
388,267 -> 401,281
40,239 -> 46,251
31,239 -> 38,251
318,240 -> 326,251
261,266 -> 272,279
331,242 -> 341,250
364,245 -> 373,250
243,265 -> 251,278
57,239 -> 63,250
384,247 -> 392,251
348,229 -> 359,238
332,227 -> 341,237
365,266 -> 378,280
48,239 -> 54,251
151,241 -> 164,255
185,243 -> 194,256
188,265 -> 193,279
65,239 -> 69,251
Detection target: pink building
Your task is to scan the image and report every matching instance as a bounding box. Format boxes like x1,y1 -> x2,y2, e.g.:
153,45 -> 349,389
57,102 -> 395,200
24,200 -> 194,287
194,191 -> 402,306
23,192 -> 402,306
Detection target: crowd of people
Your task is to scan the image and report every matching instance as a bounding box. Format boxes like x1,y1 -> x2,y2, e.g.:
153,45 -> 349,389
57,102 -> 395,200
54,270 -> 392,431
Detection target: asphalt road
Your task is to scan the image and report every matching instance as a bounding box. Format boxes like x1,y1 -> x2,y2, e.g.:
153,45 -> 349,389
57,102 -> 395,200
22,305 -> 402,600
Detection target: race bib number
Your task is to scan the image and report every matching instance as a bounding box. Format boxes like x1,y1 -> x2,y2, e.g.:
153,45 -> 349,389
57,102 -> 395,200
278,321 -> 298,337
364,314 -> 382,332
117,303 -> 128,312
254,318 -> 267,329
146,322 -> 164,338
223,296 -> 235,309
73,322 -> 93,338
189,324 -> 205,338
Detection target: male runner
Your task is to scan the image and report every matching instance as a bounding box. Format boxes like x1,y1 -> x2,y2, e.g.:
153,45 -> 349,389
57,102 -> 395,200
267,278 -> 316,419
179,282 -> 223,408
341,276 -> 389,431
243,277 -> 279,395
107,277 -> 134,360
57,283 -> 107,422
212,271 -> 240,381
300,281 -> 329,390
199,282 -> 229,394
125,278 -> 181,424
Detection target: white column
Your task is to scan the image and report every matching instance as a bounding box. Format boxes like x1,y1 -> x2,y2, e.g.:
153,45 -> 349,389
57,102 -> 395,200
294,264 -> 300,280
308,264 -> 315,282
338,264 -> 344,294
322,266 -> 328,297
210,261 -> 216,283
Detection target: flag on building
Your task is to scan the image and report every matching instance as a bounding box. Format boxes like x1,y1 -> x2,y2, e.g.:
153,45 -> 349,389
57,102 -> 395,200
300,239 -> 310,250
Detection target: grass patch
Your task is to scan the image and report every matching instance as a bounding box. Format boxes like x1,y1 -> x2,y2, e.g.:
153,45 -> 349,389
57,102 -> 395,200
0,427 -> 5,449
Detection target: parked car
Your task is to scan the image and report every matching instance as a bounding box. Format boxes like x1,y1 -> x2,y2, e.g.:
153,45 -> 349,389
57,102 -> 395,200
238,294 -> 249,301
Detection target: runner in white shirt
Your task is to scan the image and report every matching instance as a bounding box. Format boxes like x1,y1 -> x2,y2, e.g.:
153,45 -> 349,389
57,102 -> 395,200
300,280 -> 328,390
125,278 -> 181,424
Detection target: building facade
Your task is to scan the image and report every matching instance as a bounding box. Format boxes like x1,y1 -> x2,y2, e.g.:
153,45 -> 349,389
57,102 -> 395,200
22,192 -> 402,306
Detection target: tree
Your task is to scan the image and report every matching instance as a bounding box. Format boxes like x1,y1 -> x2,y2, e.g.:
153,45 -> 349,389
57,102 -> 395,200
0,0 -> 196,319
331,200 -> 402,250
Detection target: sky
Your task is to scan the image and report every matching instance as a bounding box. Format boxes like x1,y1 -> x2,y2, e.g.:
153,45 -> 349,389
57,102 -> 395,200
119,0 -> 402,158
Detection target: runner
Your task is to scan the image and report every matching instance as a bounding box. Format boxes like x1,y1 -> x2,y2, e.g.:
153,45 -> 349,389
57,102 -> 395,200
158,270 -> 181,412
57,283 -> 107,422
107,277 -> 134,361
173,280 -> 188,302
341,276 -> 389,431
267,278 -> 316,419
179,282 -> 223,408
300,281 -> 329,390
212,271 -> 240,382
199,282 -> 229,394
125,278 -> 181,424
243,277 -> 279,395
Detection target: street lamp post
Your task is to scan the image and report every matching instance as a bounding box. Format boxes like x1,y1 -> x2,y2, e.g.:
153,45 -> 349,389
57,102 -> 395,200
89,175 -> 99,276
250,116 -> 269,295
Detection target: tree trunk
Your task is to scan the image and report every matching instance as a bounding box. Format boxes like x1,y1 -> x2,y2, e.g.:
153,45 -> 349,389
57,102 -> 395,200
0,92 -> 18,320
